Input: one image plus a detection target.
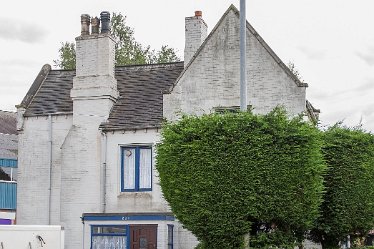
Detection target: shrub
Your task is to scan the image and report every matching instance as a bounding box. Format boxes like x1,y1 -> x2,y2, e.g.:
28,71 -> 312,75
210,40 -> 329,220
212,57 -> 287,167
157,109 -> 325,248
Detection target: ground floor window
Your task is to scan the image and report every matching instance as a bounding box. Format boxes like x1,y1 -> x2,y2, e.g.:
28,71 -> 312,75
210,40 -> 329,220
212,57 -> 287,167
91,224 -> 158,249
91,225 -> 127,249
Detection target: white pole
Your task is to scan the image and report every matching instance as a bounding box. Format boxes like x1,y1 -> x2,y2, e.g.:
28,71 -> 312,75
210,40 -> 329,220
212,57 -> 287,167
240,0 -> 248,111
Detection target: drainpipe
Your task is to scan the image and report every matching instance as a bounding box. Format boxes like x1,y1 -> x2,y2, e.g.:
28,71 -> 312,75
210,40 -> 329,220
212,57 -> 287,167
100,131 -> 107,213
240,0 -> 248,111
48,114 -> 53,225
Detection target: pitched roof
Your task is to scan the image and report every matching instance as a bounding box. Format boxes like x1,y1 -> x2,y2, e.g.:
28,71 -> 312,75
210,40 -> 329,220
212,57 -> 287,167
0,111 -> 17,160
0,111 -> 17,135
101,63 -> 184,130
0,134 -> 17,160
20,62 -> 184,131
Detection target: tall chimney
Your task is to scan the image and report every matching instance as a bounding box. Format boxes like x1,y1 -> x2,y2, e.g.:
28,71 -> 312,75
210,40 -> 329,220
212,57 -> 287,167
72,11 -> 118,125
184,10 -> 208,67
81,14 -> 91,36
100,11 -> 111,34
91,17 -> 100,34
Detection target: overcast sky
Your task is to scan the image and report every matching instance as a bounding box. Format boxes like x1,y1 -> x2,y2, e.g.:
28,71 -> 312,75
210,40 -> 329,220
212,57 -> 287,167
0,0 -> 373,131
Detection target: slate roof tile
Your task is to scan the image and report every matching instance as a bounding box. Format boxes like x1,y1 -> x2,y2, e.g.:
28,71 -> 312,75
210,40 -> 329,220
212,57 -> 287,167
23,62 -> 184,131
0,111 -> 17,135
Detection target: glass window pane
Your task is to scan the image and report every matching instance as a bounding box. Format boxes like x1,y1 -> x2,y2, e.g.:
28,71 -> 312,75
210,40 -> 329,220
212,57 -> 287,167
123,148 -> 136,190
139,148 -> 152,189
93,226 -> 126,234
92,235 -> 127,249
168,225 -> 173,246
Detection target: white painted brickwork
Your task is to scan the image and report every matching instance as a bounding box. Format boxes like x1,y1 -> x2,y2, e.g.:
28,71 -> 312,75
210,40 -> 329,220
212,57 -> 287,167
184,15 -> 208,67
165,9 -> 306,121
17,116 -> 72,225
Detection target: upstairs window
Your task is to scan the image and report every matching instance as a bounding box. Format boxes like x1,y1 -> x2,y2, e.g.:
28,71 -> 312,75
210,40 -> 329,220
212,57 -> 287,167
121,146 -> 152,192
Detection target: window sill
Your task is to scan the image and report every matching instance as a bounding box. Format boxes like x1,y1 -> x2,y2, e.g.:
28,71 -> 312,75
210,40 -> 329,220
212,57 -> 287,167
117,191 -> 153,199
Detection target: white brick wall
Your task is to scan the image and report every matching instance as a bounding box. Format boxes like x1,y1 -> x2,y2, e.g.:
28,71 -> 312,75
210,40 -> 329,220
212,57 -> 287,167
165,9 -> 306,121
184,15 -> 208,67
17,115 -> 72,226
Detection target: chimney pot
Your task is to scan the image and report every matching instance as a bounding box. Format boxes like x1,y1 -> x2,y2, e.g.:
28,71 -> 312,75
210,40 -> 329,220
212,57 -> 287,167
195,11 -> 202,17
91,17 -> 100,34
100,11 -> 111,34
81,14 -> 91,36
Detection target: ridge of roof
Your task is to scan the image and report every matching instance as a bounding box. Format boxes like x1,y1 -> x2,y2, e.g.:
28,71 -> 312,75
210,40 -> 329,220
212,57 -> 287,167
165,4 -> 308,94
18,64 -> 51,109
47,61 -> 184,73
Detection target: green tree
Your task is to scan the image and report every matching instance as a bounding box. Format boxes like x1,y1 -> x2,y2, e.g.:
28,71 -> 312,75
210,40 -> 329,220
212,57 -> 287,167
54,12 -> 179,69
311,125 -> 374,249
54,42 -> 76,70
156,109 -> 326,249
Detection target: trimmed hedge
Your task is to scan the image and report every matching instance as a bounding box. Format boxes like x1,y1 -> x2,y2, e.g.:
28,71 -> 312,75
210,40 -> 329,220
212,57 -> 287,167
156,109 -> 326,248
312,126 -> 374,249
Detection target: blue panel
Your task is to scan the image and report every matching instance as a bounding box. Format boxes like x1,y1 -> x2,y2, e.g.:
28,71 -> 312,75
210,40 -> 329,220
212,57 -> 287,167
0,159 -> 17,168
0,182 -> 17,210
83,214 -> 175,221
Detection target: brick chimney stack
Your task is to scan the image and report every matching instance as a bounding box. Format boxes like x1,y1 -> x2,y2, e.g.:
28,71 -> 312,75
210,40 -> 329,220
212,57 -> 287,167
184,10 -> 208,67
71,11 -> 118,125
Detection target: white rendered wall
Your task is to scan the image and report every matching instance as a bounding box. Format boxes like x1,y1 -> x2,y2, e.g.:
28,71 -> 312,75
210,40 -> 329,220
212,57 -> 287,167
17,115 -> 72,225
164,9 -> 306,121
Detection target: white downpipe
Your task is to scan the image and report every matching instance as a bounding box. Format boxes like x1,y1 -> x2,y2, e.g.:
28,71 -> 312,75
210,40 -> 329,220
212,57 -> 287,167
48,114 -> 53,225
240,0 -> 248,111
100,132 -> 108,213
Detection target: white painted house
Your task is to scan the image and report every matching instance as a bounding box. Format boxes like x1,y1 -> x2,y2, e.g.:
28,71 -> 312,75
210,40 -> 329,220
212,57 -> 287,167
16,5 -> 319,249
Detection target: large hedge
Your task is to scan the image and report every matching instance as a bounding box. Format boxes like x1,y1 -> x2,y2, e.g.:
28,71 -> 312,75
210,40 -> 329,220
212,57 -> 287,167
156,109 -> 326,248
312,126 -> 374,249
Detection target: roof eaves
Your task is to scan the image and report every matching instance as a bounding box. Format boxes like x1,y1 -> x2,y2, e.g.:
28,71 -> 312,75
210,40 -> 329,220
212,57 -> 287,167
23,112 -> 73,118
17,64 -> 51,109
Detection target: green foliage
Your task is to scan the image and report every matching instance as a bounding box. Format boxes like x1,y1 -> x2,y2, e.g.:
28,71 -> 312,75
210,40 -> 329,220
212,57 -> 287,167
156,109 -> 326,249
53,42 -> 76,70
312,125 -> 374,249
288,61 -> 304,83
54,12 -> 180,69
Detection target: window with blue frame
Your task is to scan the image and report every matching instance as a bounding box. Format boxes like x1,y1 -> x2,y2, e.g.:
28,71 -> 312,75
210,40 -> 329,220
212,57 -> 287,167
91,225 -> 127,249
121,146 -> 152,192
167,224 -> 174,249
